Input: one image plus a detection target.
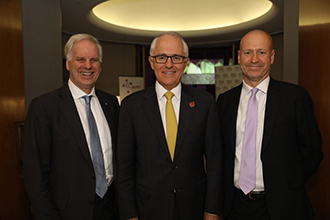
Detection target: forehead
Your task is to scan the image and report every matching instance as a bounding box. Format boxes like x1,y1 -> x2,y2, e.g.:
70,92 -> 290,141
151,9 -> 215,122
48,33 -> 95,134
72,39 -> 99,56
154,35 -> 184,55
240,32 -> 272,51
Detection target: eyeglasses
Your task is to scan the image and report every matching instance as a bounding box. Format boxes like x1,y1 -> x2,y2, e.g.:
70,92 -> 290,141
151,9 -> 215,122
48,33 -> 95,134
151,54 -> 188,64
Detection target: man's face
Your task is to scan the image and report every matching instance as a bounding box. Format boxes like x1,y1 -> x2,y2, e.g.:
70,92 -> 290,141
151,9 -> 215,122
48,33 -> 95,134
238,31 -> 275,87
148,35 -> 189,91
66,39 -> 101,94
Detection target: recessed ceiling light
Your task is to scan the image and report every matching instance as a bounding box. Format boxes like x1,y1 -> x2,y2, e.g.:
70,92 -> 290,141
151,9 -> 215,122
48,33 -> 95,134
92,0 -> 273,31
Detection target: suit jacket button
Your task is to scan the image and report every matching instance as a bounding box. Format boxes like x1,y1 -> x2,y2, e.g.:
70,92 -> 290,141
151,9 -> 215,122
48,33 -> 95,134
173,165 -> 178,170
171,189 -> 177,194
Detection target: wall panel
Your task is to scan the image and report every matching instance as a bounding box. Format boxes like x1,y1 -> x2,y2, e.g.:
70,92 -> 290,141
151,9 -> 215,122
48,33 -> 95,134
0,0 -> 30,219
299,0 -> 330,219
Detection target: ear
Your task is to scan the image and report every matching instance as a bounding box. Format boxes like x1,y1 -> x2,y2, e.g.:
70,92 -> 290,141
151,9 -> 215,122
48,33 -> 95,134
270,49 -> 275,64
148,56 -> 155,70
183,58 -> 190,68
65,60 -> 70,71
237,50 -> 241,64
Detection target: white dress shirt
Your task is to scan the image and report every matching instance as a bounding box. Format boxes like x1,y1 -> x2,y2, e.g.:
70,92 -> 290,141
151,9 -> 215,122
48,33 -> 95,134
155,81 -> 181,136
234,76 -> 270,191
68,79 -> 113,185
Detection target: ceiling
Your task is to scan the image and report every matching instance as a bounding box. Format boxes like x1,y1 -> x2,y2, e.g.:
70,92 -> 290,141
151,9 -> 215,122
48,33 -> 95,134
61,0 -> 283,47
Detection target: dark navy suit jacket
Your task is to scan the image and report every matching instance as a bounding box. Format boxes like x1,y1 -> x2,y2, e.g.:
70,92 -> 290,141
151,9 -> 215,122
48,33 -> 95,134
23,85 -> 119,220
116,84 -> 223,220
217,78 -> 323,220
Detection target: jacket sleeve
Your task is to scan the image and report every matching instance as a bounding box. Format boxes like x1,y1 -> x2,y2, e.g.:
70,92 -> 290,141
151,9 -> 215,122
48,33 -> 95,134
204,98 -> 223,215
23,98 -> 62,220
296,87 -> 323,181
116,100 -> 138,220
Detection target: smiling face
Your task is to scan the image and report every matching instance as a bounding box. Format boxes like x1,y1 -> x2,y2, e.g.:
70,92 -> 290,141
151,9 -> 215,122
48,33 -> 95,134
238,30 -> 275,87
148,35 -> 189,91
66,39 -> 101,94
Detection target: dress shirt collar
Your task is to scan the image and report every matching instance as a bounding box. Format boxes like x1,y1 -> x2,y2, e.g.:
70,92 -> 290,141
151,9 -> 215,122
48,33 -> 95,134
68,79 -> 96,99
242,76 -> 270,95
155,81 -> 181,101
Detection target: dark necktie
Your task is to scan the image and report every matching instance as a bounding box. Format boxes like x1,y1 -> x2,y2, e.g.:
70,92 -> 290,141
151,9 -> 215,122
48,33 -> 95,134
83,95 -> 108,198
238,88 -> 259,194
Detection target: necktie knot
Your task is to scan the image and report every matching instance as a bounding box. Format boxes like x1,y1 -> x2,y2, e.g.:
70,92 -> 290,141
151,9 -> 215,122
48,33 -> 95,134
82,95 -> 92,105
164,91 -> 174,100
251,88 -> 259,97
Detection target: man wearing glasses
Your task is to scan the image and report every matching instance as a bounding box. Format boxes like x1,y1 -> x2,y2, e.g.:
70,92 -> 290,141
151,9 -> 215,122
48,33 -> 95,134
116,32 -> 223,220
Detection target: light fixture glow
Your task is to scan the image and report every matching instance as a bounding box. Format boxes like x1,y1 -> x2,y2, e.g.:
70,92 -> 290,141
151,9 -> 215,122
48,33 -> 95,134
92,0 -> 273,31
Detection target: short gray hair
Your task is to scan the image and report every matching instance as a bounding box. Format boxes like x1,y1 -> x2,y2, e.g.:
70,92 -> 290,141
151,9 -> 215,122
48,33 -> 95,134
149,31 -> 189,57
64,33 -> 103,62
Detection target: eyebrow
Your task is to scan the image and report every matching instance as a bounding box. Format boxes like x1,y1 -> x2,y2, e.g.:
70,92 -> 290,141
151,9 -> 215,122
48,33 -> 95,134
75,56 -> 99,60
153,53 -> 184,56
241,48 -> 268,51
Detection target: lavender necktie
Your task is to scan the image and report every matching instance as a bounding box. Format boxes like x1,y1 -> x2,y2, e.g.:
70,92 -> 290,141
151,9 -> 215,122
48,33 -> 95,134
83,95 -> 108,198
239,88 -> 259,194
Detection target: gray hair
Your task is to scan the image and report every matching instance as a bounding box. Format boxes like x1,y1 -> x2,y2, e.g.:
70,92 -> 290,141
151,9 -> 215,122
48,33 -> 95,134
149,31 -> 189,57
64,33 -> 103,62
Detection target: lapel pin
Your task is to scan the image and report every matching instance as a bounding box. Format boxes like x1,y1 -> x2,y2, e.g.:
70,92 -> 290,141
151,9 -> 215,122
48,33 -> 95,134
105,102 -> 108,106
189,101 -> 195,108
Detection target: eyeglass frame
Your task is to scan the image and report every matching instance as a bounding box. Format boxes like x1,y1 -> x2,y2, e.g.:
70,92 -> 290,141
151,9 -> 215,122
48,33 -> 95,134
150,54 -> 188,64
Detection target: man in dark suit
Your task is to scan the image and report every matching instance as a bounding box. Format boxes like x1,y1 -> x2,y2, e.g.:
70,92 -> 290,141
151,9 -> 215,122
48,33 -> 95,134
217,29 -> 323,220
23,34 -> 119,220
116,32 -> 222,220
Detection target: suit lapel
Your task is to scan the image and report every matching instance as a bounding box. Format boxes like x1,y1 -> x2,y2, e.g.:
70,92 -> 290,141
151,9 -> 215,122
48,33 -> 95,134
227,85 -> 242,153
141,86 -> 171,160
261,78 -> 281,153
58,85 -> 94,170
96,90 -> 117,147
174,85 -> 196,160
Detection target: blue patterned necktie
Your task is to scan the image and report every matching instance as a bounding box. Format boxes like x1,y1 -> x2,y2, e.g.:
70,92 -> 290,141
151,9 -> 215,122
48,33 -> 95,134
83,95 -> 108,198
239,88 -> 258,194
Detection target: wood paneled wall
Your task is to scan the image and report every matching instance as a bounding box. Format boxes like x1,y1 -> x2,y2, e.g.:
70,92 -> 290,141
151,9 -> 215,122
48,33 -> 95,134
299,0 -> 330,219
0,0 -> 30,219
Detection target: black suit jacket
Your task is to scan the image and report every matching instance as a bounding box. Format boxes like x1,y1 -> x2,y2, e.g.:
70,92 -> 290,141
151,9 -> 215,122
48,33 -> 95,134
23,85 -> 119,220
116,84 -> 222,220
217,78 -> 323,220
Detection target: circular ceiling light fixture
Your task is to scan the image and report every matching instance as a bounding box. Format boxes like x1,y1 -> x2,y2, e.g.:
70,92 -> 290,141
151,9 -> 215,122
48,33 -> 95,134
92,0 -> 273,31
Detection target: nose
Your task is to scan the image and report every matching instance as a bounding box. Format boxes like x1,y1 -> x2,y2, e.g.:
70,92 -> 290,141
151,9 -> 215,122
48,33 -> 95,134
251,53 -> 259,63
165,57 -> 173,68
84,60 -> 92,69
